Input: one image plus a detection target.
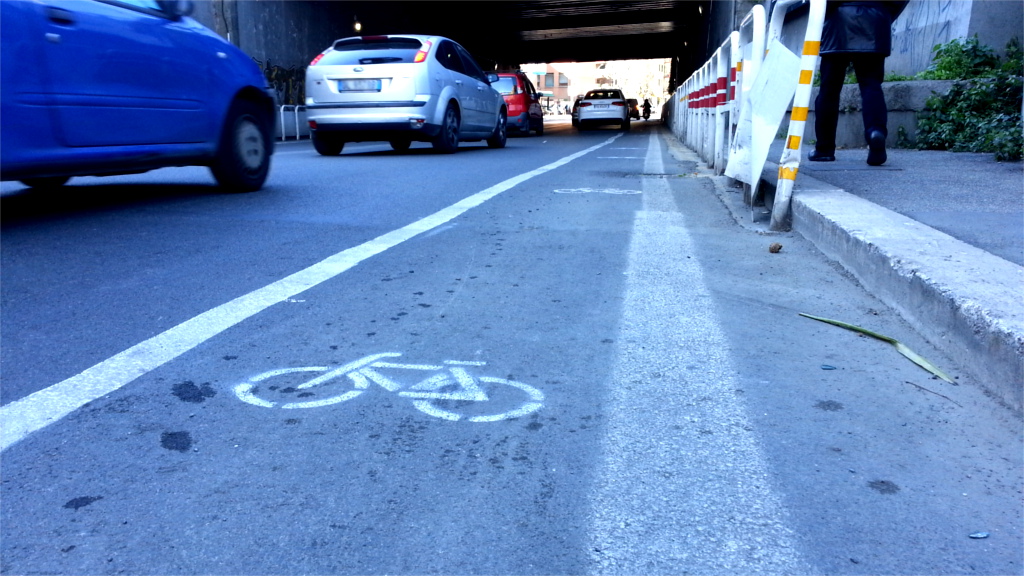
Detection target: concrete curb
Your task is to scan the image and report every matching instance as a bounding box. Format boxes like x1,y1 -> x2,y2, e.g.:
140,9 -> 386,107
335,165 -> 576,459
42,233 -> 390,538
764,163 -> 1024,412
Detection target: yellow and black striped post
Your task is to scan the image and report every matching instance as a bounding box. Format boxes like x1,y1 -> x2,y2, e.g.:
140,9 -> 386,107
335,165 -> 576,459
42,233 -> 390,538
769,0 -> 825,231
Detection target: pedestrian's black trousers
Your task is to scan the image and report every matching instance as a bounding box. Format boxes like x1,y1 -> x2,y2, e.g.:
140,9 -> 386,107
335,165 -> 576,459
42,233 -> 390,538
813,53 -> 887,154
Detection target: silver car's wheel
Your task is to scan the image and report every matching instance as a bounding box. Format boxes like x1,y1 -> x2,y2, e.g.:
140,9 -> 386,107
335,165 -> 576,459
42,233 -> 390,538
312,132 -> 344,156
432,104 -> 459,154
487,109 -> 507,149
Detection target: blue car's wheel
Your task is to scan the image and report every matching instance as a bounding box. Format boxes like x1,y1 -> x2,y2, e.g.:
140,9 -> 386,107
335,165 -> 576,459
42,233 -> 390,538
20,176 -> 70,189
211,99 -> 271,192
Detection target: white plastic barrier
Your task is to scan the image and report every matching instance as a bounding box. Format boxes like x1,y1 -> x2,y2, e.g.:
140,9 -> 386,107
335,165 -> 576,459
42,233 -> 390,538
671,0 -> 826,231
724,5 -> 767,185
743,39 -> 802,206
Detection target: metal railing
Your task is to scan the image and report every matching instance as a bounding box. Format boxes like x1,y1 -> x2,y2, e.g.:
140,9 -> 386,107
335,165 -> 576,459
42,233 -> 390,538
280,103 -> 307,139
668,0 -> 825,231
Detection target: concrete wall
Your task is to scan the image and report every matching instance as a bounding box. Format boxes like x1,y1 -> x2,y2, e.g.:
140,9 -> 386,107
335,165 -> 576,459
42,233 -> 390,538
762,0 -> 1022,78
794,80 -> 956,149
189,1 -> 354,105
889,0 -> 972,76
705,0 -> 740,56
890,0 -> 1022,76
966,0 -> 1024,58
190,0 -> 348,67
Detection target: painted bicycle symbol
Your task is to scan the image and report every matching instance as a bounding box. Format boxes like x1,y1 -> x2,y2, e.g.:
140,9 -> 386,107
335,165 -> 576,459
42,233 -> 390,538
233,353 -> 544,422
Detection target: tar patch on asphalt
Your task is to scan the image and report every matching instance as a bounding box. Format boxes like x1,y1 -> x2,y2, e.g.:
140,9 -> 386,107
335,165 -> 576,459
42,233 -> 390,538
63,496 -> 103,510
161,431 -> 193,452
172,381 -> 217,403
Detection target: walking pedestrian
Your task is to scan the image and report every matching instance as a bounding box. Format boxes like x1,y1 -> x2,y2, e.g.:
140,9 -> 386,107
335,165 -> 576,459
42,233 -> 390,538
810,0 -> 908,166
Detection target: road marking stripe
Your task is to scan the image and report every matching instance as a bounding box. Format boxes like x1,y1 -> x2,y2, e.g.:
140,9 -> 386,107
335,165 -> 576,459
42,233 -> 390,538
0,135 -> 623,452
587,135 -> 806,572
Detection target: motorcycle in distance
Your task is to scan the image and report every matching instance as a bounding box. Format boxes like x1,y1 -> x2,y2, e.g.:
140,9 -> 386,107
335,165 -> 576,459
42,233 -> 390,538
641,98 -> 652,120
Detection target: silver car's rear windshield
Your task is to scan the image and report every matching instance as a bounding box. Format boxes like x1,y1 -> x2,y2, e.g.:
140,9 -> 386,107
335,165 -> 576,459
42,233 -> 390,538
584,90 -> 622,100
319,37 -> 424,66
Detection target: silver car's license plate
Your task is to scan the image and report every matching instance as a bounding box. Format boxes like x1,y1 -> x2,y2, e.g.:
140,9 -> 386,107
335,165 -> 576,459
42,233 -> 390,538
339,79 -> 382,91
596,104 -> 609,109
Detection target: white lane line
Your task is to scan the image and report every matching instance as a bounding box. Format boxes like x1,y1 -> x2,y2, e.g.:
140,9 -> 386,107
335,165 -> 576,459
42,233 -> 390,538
0,134 -> 623,452
586,133 -> 807,573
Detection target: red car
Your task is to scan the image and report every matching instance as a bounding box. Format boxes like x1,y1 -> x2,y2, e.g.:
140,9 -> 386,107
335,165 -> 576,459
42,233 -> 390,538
493,71 -> 544,136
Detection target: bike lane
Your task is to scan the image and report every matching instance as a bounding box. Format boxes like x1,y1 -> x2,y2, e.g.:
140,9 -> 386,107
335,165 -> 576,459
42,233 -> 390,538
0,129 -> 647,574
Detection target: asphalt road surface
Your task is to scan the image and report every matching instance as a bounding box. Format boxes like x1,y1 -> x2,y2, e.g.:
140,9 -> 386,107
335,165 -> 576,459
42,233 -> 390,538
1,117 -> 1020,575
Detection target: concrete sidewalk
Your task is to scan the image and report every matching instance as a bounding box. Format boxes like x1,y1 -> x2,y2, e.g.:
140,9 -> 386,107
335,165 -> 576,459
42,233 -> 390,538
744,140 -> 1023,412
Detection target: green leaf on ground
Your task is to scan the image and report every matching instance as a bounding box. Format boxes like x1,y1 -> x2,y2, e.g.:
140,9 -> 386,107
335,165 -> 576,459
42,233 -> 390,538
799,313 -> 955,383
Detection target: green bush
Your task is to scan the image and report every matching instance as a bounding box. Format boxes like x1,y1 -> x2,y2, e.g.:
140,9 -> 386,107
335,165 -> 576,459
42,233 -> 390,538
917,35 -> 1001,80
916,37 -> 1023,161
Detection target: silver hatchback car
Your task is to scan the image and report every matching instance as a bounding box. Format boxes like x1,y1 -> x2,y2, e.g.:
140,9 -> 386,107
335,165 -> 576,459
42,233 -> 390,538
576,88 -> 630,131
305,34 -> 507,154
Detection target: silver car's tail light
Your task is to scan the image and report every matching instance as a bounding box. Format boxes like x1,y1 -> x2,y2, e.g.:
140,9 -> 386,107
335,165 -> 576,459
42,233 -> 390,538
410,118 -> 426,129
413,40 -> 432,63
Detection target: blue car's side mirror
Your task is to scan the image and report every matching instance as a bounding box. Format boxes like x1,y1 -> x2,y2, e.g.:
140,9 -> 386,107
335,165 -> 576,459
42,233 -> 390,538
158,0 -> 194,18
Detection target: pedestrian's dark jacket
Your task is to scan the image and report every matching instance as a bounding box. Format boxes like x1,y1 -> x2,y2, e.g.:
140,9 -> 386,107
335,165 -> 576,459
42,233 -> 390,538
821,0 -> 909,56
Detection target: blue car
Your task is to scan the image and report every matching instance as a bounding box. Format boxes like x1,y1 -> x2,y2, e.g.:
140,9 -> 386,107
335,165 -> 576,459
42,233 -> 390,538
0,0 -> 275,192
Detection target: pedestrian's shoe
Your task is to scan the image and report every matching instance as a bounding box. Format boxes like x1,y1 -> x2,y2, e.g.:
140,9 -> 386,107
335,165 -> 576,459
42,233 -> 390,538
867,130 -> 887,166
808,150 -> 835,162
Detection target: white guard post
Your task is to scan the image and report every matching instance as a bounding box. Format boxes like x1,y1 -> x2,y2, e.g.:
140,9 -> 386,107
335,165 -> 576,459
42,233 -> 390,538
713,32 -> 740,175
768,0 -> 826,231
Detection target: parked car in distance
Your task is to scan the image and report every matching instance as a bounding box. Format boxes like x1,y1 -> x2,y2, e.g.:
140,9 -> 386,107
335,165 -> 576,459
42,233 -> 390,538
576,89 -> 630,131
0,0 -> 276,192
626,98 -> 641,120
493,71 -> 544,135
305,34 -> 507,154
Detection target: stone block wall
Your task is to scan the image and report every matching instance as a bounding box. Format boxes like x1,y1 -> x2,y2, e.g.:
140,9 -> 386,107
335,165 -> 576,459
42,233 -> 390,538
793,80 -> 955,149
